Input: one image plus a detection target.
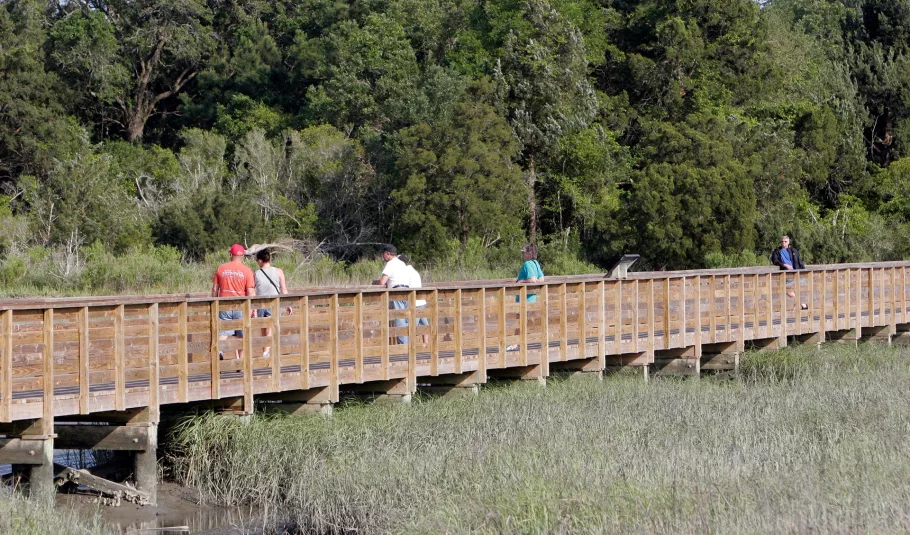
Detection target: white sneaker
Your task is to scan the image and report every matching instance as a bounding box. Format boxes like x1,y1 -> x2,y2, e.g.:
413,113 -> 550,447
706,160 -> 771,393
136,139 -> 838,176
263,350 -> 271,358
506,344 -> 519,351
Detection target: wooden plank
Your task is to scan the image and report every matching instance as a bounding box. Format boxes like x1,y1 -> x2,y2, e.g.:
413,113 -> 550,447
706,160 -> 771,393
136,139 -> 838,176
209,301 -> 219,399
43,308 -> 54,423
431,289 -> 439,375
479,288 -> 487,376
519,286 -> 528,366
177,302 -> 188,403
903,266 -> 907,324
558,283 -> 568,361
78,307 -> 89,415
579,282 -> 587,358
455,289 -> 463,373
55,425 -> 149,451
738,274 -> 746,349
354,293 -> 363,384
271,297 -> 281,391
598,281 -> 606,368
1,310 -> 11,422
242,299 -> 253,412
807,271 -> 814,335
299,296 -> 310,390
819,270 -> 827,340
381,292 -> 389,380
148,303 -> 159,420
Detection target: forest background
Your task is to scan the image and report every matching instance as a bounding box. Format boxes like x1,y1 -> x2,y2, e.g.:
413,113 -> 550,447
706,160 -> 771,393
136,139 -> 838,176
3,0 -> 910,295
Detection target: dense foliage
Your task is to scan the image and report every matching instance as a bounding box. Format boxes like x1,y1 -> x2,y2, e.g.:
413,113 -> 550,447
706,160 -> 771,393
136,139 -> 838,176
3,0 -> 910,273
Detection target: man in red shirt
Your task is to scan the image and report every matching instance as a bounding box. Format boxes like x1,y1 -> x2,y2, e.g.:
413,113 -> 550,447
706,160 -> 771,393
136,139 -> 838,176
212,244 -> 256,359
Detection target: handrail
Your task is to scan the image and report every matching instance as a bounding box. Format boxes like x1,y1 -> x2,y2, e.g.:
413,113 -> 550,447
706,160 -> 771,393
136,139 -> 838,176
0,261 -> 907,424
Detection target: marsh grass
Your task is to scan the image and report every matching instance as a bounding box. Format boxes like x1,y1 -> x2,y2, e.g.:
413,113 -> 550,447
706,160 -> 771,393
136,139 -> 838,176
170,342 -> 910,534
0,488 -> 112,535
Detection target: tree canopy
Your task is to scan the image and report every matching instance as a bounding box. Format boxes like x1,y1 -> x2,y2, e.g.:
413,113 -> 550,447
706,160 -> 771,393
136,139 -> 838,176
3,0 -> 910,270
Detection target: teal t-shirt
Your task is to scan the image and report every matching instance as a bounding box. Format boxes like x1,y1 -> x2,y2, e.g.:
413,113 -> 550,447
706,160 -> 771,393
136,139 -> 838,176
516,260 -> 544,302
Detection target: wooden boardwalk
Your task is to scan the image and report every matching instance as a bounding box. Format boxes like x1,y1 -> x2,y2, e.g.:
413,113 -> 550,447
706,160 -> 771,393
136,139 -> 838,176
2,261 -> 909,501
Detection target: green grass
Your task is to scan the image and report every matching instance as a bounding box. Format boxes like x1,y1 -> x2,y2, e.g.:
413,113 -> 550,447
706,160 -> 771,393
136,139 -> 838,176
169,342 -> 910,534
0,489 -> 112,535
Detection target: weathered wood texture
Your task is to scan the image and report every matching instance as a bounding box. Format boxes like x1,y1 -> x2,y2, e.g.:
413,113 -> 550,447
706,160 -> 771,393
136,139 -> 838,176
0,265 -> 907,421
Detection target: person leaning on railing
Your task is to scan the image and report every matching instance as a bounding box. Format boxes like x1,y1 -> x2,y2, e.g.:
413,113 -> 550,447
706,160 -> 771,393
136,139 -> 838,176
771,235 -> 808,311
507,243 -> 545,351
373,244 -> 409,344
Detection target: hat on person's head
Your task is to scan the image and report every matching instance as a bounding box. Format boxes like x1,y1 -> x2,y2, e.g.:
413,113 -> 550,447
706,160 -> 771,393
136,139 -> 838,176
229,244 -> 245,256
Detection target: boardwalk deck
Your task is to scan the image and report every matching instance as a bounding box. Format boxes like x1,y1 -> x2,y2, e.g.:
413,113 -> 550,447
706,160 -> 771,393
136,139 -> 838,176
1,262 -> 908,500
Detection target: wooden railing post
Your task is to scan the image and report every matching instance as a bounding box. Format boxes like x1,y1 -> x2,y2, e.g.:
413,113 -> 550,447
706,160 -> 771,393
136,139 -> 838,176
408,290 -> 417,386
330,294 -> 339,397
298,296 -> 310,390
498,287 -> 507,367
647,279 -> 655,357
614,280 -> 622,355
115,305 -> 126,410
43,309 -> 54,423
354,293 -> 363,384
455,289 -> 464,373
479,288 -> 488,376
519,286 -> 528,366
778,272 -> 787,346
579,282 -> 587,358
598,280 -> 606,368
559,283 -> 568,361
148,303 -> 160,422
541,284 -> 549,376
724,275 -> 731,343
1,310 -> 12,422
664,278 -> 671,350
271,297 -> 282,391
381,292 -> 390,381
176,302 -> 187,404
632,280 -> 640,352
242,299 -> 253,413
430,289 -> 439,376
209,301 -> 220,399
709,276 -> 717,343
78,307 -> 90,415
694,276 -> 702,352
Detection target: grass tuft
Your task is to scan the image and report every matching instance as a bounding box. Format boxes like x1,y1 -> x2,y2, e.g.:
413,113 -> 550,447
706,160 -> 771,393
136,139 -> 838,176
170,342 -> 910,534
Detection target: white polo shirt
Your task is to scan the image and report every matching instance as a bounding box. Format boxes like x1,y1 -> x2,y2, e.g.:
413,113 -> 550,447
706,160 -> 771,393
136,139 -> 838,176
382,257 -> 410,288
406,265 -> 427,307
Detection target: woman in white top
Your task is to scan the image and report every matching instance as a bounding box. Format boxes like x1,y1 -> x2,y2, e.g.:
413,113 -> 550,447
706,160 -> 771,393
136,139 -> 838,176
255,250 -> 289,358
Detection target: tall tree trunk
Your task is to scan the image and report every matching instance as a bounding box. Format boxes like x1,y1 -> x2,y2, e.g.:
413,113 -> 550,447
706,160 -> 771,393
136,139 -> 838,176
527,152 -> 538,243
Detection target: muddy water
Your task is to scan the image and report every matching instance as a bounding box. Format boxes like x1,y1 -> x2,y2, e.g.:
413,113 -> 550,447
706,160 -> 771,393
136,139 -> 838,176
58,482 -> 269,535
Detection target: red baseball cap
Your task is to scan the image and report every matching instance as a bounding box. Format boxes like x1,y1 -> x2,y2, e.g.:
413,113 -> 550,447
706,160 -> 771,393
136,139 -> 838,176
229,244 -> 245,256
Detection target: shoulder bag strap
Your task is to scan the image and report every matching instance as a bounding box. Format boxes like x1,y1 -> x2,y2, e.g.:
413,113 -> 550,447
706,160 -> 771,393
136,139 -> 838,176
260,268 -> 280,293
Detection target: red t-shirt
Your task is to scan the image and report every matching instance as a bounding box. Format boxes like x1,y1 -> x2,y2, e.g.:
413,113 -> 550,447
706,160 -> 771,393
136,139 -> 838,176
213,261 -> 255,297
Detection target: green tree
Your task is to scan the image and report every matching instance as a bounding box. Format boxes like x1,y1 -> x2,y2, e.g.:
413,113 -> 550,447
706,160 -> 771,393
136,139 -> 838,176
493,0 -> 597,241
392,90 -> 524,258
48,0 -> 217,142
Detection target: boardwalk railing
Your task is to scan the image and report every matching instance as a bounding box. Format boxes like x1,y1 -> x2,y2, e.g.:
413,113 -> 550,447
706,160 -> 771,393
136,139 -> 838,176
2,261 -> 910,501
2,261 -> 909,424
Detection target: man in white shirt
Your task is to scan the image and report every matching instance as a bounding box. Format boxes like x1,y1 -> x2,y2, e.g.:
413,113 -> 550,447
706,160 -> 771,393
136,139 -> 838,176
373,244 -> 409,344
400,255 -> 429,344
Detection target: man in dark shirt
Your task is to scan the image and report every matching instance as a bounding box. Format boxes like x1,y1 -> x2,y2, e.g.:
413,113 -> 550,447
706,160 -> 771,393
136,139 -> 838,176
770,235 -> 807,310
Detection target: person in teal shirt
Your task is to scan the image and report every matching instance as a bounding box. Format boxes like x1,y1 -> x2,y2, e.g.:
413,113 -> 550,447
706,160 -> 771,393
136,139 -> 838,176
516,243 -> 544,303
